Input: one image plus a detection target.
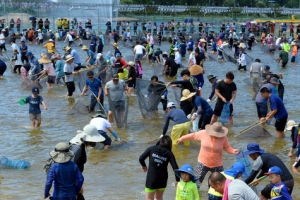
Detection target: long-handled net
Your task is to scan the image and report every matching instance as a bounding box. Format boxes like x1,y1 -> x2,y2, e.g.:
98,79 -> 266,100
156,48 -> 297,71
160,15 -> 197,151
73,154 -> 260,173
223,50 -> 238,64
234,121 -> 272,138
172,87 -> 182,104
152,64 -> 165,78
66,96 -> 90,115
107,93 -> 129,129
136,79 -> 165,119
21,79 -> 43,90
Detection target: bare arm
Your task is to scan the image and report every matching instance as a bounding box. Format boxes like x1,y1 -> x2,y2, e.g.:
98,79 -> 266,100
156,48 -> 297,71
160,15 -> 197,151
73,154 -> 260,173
41,101 -> 47,110
104,88 -> 108,96
230,90 -> 237,104
80,85 -> 88,96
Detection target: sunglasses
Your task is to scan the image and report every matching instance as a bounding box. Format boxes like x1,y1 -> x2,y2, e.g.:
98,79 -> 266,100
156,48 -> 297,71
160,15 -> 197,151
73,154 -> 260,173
88,76 -> 94,79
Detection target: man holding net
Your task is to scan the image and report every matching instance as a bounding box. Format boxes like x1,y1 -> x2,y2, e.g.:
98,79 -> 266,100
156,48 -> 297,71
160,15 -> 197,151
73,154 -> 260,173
104,74 -> 128,126
80,71 -> 103,113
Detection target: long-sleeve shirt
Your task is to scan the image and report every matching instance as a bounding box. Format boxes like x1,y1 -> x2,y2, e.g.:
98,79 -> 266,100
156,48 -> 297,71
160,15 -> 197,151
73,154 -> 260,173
139,145 -> 179,189
238,53 -> 246,66
44,161 -> 84,199
163,108 -> 189,135
193,96 -> 213,116
178,130 -> 235,168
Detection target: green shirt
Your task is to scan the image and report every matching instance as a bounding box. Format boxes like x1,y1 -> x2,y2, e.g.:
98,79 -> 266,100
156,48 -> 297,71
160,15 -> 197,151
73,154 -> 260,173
279,51 -> 289,62
176,181 -> 199,200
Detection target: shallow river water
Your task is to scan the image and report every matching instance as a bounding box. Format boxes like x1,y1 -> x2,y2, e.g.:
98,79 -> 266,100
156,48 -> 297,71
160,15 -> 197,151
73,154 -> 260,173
0,37 -> 299,199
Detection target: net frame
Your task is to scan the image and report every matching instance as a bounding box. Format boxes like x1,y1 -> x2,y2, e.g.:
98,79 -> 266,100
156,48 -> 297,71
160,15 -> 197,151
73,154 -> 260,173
107,92 -> 129,129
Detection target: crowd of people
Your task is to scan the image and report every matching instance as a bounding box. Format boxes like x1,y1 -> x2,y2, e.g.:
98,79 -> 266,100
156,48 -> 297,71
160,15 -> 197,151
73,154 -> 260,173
0,13 -> 300,199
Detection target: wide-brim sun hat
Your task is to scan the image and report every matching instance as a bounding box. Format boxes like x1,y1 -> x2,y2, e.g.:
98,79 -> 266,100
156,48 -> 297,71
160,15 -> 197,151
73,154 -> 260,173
224,162 -> 248,177
180,89 -> 196,101
167,102 -> 176,108
207,74 -> 216,80
81,45 -> 89,50
112,43 -> 118,48
189,64 -> 203,76
127,61 -> 134,67
65,46 -> 72,51
200,38 -> 206,42
81,124 -> 105,143
50,142 -> 74,163
38,29 -> 41,32
38,55 -> 52,64
174,164 -> 197,182
285,120 -> 298,131
93,110 -> 107,119
205,122 -> 228,138
244,142 -> 265,155
222,41 -> 229,46
65,55 -> 74,62
70,132 -> 85,145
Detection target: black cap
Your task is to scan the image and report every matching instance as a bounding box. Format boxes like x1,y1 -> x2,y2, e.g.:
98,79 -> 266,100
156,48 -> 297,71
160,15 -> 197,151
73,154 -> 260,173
32,86 -> 39,94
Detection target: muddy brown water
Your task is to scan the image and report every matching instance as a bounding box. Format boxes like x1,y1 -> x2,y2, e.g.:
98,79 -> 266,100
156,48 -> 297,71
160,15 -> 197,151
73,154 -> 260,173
0,37 -> 299,199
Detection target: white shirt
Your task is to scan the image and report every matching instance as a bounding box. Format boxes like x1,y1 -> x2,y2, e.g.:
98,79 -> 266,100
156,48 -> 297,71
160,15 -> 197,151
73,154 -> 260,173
134,45 -> 145,54
188,52 -> 196,66
174,51 -> 181,64
238,53 -> 247,66
11,43 -> 20,52
67,33 -> 73,42
0,33 -> 5,44
275,38 -> 281,46
90,117 -> 112,131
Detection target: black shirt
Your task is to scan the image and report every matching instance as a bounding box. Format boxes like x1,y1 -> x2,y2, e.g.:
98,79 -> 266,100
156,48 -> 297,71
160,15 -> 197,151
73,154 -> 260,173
165,58 -> 178,76
139,145 -> 179,189
216,80 -> 237,102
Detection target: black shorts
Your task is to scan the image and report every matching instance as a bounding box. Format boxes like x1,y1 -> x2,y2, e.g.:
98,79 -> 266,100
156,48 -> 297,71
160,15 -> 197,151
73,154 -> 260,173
275,116 -> 288,132
261,179 -> 294,199
98,130 -> 112,146
47,75 -> 56,84
213,102 -> 233,116
282,62 -> 288,67
128,79 -> 136,88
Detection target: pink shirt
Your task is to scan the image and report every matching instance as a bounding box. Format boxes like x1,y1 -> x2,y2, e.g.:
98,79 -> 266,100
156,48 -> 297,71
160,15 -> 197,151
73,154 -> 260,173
178,130 -> 235,168
44,63 -> 56,76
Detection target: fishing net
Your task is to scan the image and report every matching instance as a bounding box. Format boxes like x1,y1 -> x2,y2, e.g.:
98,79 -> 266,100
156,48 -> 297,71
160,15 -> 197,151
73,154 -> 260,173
219,102 -> 230,125
208,54 -> 217,61
239,125 -> 271,138
124,40 -> 135,48
66,97 -> 90,115
136,79 -> 165,119
152,64 -> 164,78
107,93 -> 129,129
259,44 -> 269,53
172,87 -> 182,104
191,32 -> 199,42
223,51 -> 237,64
251,75 -> 262,94
104,67 -> 113,83
21,79 -> 42,90
245,54 -> 254,65
76,70 -> 88,94
96,64 -> 109,84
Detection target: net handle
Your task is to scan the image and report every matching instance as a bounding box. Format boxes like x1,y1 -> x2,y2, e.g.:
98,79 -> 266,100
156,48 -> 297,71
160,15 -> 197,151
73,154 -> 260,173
233,121 -> 263,139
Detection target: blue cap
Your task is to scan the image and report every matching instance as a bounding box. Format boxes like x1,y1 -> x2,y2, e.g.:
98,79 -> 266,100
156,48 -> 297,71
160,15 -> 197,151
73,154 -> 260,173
264,65 -> 270,71
244,143 -> 265,155
25,51 -> 33,56
115,53 -> 121,57
224,162 -> 248,178
32,86 -> 39,94
265,166 -> 282,175
174,164 -> 197,182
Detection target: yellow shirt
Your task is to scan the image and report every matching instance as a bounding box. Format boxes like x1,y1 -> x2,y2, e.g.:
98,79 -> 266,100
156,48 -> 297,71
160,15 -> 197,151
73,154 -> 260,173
44,42 -> 55,53
118,68 -> 128,81
56,20 -> 62,27
176,181 -> 199,200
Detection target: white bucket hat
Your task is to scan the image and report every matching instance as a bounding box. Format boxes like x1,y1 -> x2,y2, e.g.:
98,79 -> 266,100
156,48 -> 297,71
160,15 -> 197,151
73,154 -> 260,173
70,124 -> 105,144
285,120 -> 298,131
50,142 -> 74,163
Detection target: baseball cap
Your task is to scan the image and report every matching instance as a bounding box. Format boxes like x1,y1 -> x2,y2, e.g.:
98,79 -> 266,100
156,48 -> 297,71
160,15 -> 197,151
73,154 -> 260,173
167,102 -> 176,108
25,51 -> 33,56
32,86 -> 39,94
96,53 -> 103,60
264,65 -> 270,71
265,166 -> 282,175
115,53 -> 121,57
112,74 -> 119,79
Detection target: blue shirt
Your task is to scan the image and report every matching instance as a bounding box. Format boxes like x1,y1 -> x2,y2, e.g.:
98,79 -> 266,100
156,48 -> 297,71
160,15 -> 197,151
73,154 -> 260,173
163,108 -> 189,135
270,182 -> 292,200
187,39 -> 194,49
44,161 -> 84,199
25,95 -> 43,114
194,96 -> 213,116
270,94 -> 288,119
87,50 -> 96,65
55,60 -> 65,77
179,43 -> 187,53
85,77 -> 103,96
70,49 -> 81,64
0,59 -> 7,70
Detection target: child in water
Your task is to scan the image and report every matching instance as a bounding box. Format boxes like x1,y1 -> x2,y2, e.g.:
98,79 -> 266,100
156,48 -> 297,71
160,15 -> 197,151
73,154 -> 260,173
19,86 -> 47,128
175,164 -> 200,200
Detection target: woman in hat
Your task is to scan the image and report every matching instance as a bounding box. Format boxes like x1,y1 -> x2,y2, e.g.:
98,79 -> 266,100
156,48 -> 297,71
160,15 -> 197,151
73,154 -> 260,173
38,54 -> 56,89
82,45 -> 96,67
139,135 -> 180,200
175,164 -> 199,200
44,142 -> 84,200
177,122 -> 239,189
286,120 -> 300,157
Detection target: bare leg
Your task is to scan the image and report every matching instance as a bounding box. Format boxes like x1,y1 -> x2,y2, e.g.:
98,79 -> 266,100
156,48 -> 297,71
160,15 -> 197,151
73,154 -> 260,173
37,120 -> 41,127
108,110 -> 114,123
288,148 -> 294,157
145,192 -> 155,200
210,114 -> 219,124
277,131 -> 285,138
31,120 -> 36,128
103,145 -> 110,150
228,116 -> 233,125
155,190 -> 164,200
